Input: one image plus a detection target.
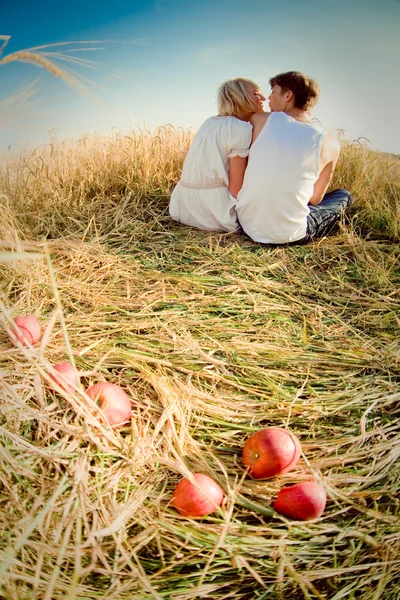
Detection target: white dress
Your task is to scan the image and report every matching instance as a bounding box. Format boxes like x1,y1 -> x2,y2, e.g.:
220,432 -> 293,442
169,116 -> 252,231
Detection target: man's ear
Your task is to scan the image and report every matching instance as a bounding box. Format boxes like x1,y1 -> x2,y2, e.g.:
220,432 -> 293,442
285,90 -> 294,101
285,89 -> 295,107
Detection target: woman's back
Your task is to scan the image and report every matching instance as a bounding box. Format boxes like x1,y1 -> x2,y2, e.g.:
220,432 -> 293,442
169,116 -> 252,231
181,116 -> 252,186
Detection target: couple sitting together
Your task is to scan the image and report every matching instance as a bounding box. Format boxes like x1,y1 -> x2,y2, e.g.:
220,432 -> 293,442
169,71 -> 351,245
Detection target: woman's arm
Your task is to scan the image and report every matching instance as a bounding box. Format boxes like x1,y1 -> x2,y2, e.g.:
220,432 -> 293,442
228,156 -> 248,197
250,112 -> 269,144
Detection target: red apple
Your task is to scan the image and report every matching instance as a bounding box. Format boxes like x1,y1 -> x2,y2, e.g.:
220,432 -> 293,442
172,473 -> 224,517
51,362 -> 80,393
242,427 -> 301,479
273,481 -> 327,520
86,382 -> 132,427
12,315 -> 41,346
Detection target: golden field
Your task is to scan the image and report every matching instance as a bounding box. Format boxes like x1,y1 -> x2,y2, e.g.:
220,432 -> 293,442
0,127 -> 399,600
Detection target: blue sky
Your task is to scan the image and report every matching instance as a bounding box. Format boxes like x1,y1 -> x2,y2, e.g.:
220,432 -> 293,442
1,0 -> 400,154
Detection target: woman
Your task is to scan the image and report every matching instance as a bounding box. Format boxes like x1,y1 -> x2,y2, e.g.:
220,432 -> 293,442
169,78 -> 265,232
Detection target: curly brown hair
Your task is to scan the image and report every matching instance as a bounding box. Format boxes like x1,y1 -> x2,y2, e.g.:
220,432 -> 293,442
269,71 -> 320,111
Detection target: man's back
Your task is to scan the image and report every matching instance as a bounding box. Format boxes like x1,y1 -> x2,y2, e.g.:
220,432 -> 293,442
236,112 -> 326,244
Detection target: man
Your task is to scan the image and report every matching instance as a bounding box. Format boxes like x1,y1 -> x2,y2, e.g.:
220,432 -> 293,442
236,71 -> 351,244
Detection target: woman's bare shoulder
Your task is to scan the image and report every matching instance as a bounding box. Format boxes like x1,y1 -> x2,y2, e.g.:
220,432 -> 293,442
250,112 -> 270,143
250,112 -> 270,126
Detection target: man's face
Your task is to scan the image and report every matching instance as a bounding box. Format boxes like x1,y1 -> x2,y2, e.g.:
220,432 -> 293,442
268,85 -> 288,112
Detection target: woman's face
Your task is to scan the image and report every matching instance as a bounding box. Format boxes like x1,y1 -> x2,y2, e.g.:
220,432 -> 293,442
247,84 -> 266,112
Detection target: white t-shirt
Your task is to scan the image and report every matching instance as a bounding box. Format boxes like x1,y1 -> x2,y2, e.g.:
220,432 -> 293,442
237,112 -> 327,243
169,116 -> 252,231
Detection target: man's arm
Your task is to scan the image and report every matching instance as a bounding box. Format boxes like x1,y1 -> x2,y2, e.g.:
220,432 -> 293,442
309,134 -> 341,206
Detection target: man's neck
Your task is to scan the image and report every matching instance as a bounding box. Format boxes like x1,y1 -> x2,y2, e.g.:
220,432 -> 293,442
284,108 -> 312,123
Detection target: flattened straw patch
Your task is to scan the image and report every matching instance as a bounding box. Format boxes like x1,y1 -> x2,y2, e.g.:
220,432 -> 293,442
0,128 -> 399,599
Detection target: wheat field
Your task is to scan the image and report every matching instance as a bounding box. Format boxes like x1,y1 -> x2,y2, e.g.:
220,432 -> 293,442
0,126 -> 399,600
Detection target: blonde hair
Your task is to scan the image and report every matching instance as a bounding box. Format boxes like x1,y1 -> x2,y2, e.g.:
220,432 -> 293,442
217,77 -> 261,119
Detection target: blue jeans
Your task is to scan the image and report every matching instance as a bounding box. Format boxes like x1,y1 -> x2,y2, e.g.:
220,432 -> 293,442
299,188 -> 352,243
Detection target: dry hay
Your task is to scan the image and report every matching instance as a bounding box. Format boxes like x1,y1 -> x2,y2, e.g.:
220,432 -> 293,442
0,131 -> 399,599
